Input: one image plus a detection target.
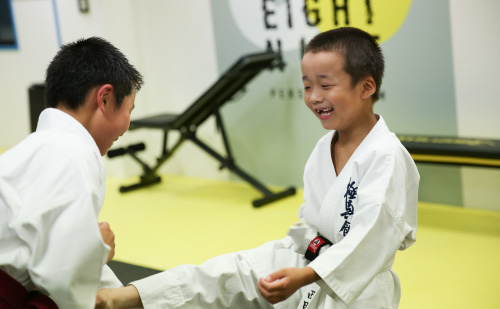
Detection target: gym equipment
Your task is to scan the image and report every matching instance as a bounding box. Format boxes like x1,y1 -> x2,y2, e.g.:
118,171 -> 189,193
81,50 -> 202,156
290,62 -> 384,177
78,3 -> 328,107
109,51 -> 296,207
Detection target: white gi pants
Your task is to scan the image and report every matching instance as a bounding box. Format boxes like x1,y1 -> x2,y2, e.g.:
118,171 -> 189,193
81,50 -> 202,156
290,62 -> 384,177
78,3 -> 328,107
131,235 -> 397,309
131,236 -> 314,308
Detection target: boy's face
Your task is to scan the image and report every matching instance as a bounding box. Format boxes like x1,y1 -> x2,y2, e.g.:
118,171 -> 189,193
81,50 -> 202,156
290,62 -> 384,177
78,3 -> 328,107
301,51 -> 369,132
95,88 -> 136,156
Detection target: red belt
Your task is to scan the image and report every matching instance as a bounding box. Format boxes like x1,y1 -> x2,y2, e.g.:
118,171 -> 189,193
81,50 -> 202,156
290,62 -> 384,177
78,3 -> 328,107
305,235 -> 333,262
0,268 -> 58,309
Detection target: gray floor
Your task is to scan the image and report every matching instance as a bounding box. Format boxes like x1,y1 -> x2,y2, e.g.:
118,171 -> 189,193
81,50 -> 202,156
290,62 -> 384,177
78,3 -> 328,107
108,260 -> 161,285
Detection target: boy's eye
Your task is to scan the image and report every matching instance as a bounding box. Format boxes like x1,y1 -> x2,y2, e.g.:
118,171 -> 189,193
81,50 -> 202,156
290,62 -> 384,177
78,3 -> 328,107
304,86 -> 311,90
321,85 -> 332,88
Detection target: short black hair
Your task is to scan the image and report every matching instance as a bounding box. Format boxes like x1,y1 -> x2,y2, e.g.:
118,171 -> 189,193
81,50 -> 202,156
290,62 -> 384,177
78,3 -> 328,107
304,27 -> 384,102
45,37 -> 143,109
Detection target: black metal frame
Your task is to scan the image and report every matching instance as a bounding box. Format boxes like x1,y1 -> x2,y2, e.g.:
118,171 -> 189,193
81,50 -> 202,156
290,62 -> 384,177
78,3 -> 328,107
108,51 -> 296,207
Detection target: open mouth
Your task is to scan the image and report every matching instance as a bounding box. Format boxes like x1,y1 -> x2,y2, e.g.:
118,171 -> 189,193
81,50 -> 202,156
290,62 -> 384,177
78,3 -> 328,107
316,108 -> 333,116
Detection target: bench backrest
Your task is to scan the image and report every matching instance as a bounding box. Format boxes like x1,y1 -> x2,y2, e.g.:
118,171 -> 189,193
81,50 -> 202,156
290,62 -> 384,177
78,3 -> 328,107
171,51 -> 279,130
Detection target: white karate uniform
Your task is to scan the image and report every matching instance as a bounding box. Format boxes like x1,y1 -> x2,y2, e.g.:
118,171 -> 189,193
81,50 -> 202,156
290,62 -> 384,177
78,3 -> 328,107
131,115 -> 419,309
0,108 -> 122,308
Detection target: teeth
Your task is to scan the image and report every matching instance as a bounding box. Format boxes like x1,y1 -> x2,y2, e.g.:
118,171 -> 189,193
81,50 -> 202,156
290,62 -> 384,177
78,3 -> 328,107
317,108 -> 333,115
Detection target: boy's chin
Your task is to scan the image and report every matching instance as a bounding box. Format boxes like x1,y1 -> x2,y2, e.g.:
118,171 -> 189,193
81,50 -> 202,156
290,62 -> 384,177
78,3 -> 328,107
320,121 -> 336,131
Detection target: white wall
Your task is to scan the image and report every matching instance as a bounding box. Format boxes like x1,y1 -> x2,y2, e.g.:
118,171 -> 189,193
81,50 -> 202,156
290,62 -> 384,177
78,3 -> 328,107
449,0 -> 500,210
0,0 -> 227,181
123,0 -> 227,181
450,0 -> 500,140
0,0 -> 59,147
1,0 -> 500,208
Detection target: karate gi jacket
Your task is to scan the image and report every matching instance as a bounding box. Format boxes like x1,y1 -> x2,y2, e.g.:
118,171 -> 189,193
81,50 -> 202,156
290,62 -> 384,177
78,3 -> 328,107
298,115 -> 420,307
0,108 -> 122,308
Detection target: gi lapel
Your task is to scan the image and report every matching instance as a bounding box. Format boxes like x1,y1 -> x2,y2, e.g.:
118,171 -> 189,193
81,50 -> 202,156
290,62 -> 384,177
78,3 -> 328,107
317,116 -> 389,242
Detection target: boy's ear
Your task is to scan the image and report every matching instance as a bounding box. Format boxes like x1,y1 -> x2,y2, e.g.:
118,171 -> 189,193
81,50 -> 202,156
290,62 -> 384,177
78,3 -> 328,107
96,84 -> 114,112
360,77 -> 376,100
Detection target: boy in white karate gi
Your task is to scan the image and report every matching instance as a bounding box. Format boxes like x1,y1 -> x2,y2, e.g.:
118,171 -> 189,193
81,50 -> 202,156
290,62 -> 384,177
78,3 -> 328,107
96,27 -> 419,309
0,37 -> 143,308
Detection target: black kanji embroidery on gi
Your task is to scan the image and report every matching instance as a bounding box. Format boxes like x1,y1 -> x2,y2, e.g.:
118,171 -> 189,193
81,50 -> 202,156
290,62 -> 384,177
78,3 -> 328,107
308,290 -> 316,299
339,178 -> 358,236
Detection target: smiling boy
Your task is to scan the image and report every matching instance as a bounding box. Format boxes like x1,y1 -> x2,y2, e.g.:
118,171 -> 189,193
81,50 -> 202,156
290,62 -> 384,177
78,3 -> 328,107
0,37 -> 143,308
95,27 -> 418,309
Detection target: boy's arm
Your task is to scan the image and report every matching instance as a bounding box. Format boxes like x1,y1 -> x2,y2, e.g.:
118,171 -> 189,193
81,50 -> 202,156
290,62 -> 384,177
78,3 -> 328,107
257,267 -> 320,304
14,157 -> 111,308
21,195 -> 109,308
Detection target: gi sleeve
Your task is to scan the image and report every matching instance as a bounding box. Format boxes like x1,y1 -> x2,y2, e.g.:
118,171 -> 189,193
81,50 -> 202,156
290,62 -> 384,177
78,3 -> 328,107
308,146 -> 419,306
11,152 -> 110,308
99,265 -> 123,289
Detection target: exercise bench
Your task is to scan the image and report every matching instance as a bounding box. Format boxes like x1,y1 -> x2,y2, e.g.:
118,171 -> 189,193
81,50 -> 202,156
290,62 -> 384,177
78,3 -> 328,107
108,51 -> 296,207
397,135 -> 500,168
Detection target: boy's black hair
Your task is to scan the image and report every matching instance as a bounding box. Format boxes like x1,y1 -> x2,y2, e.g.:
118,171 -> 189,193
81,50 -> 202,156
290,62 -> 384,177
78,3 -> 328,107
304,27 -> 384,102
45,37 -> 144,109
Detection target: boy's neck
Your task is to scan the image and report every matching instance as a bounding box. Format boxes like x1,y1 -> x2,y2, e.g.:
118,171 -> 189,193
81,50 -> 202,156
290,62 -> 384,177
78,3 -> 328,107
336,113 -> 378,147
331,113 -> 378,176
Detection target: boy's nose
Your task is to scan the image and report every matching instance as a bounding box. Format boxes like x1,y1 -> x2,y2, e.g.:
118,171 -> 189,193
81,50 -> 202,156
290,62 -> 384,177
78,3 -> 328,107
309,91 -> 323,104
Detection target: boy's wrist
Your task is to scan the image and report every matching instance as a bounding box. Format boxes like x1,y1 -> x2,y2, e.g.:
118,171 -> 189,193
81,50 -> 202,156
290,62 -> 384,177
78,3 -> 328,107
301,266 -> 321,285
118,285 -> 143,308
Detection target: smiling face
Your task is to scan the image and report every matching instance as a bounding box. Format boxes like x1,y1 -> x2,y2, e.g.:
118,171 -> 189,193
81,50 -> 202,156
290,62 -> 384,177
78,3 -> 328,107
301,51 -> 374,133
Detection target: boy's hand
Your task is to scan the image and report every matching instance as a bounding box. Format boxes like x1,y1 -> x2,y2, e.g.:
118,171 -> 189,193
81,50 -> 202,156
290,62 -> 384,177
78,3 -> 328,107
98,222 -> 115,263
257,267 -> 320,304
95,286 -> 143,309
95,289 -> 113,309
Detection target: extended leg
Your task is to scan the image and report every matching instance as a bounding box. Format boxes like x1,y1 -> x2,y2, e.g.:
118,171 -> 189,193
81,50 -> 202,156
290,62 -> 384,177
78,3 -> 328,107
130,237 -> 307,309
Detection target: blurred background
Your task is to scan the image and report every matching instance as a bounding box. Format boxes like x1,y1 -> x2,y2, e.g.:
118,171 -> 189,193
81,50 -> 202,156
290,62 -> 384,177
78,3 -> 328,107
1,0 -> 499,210
1,1 -> 499,308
